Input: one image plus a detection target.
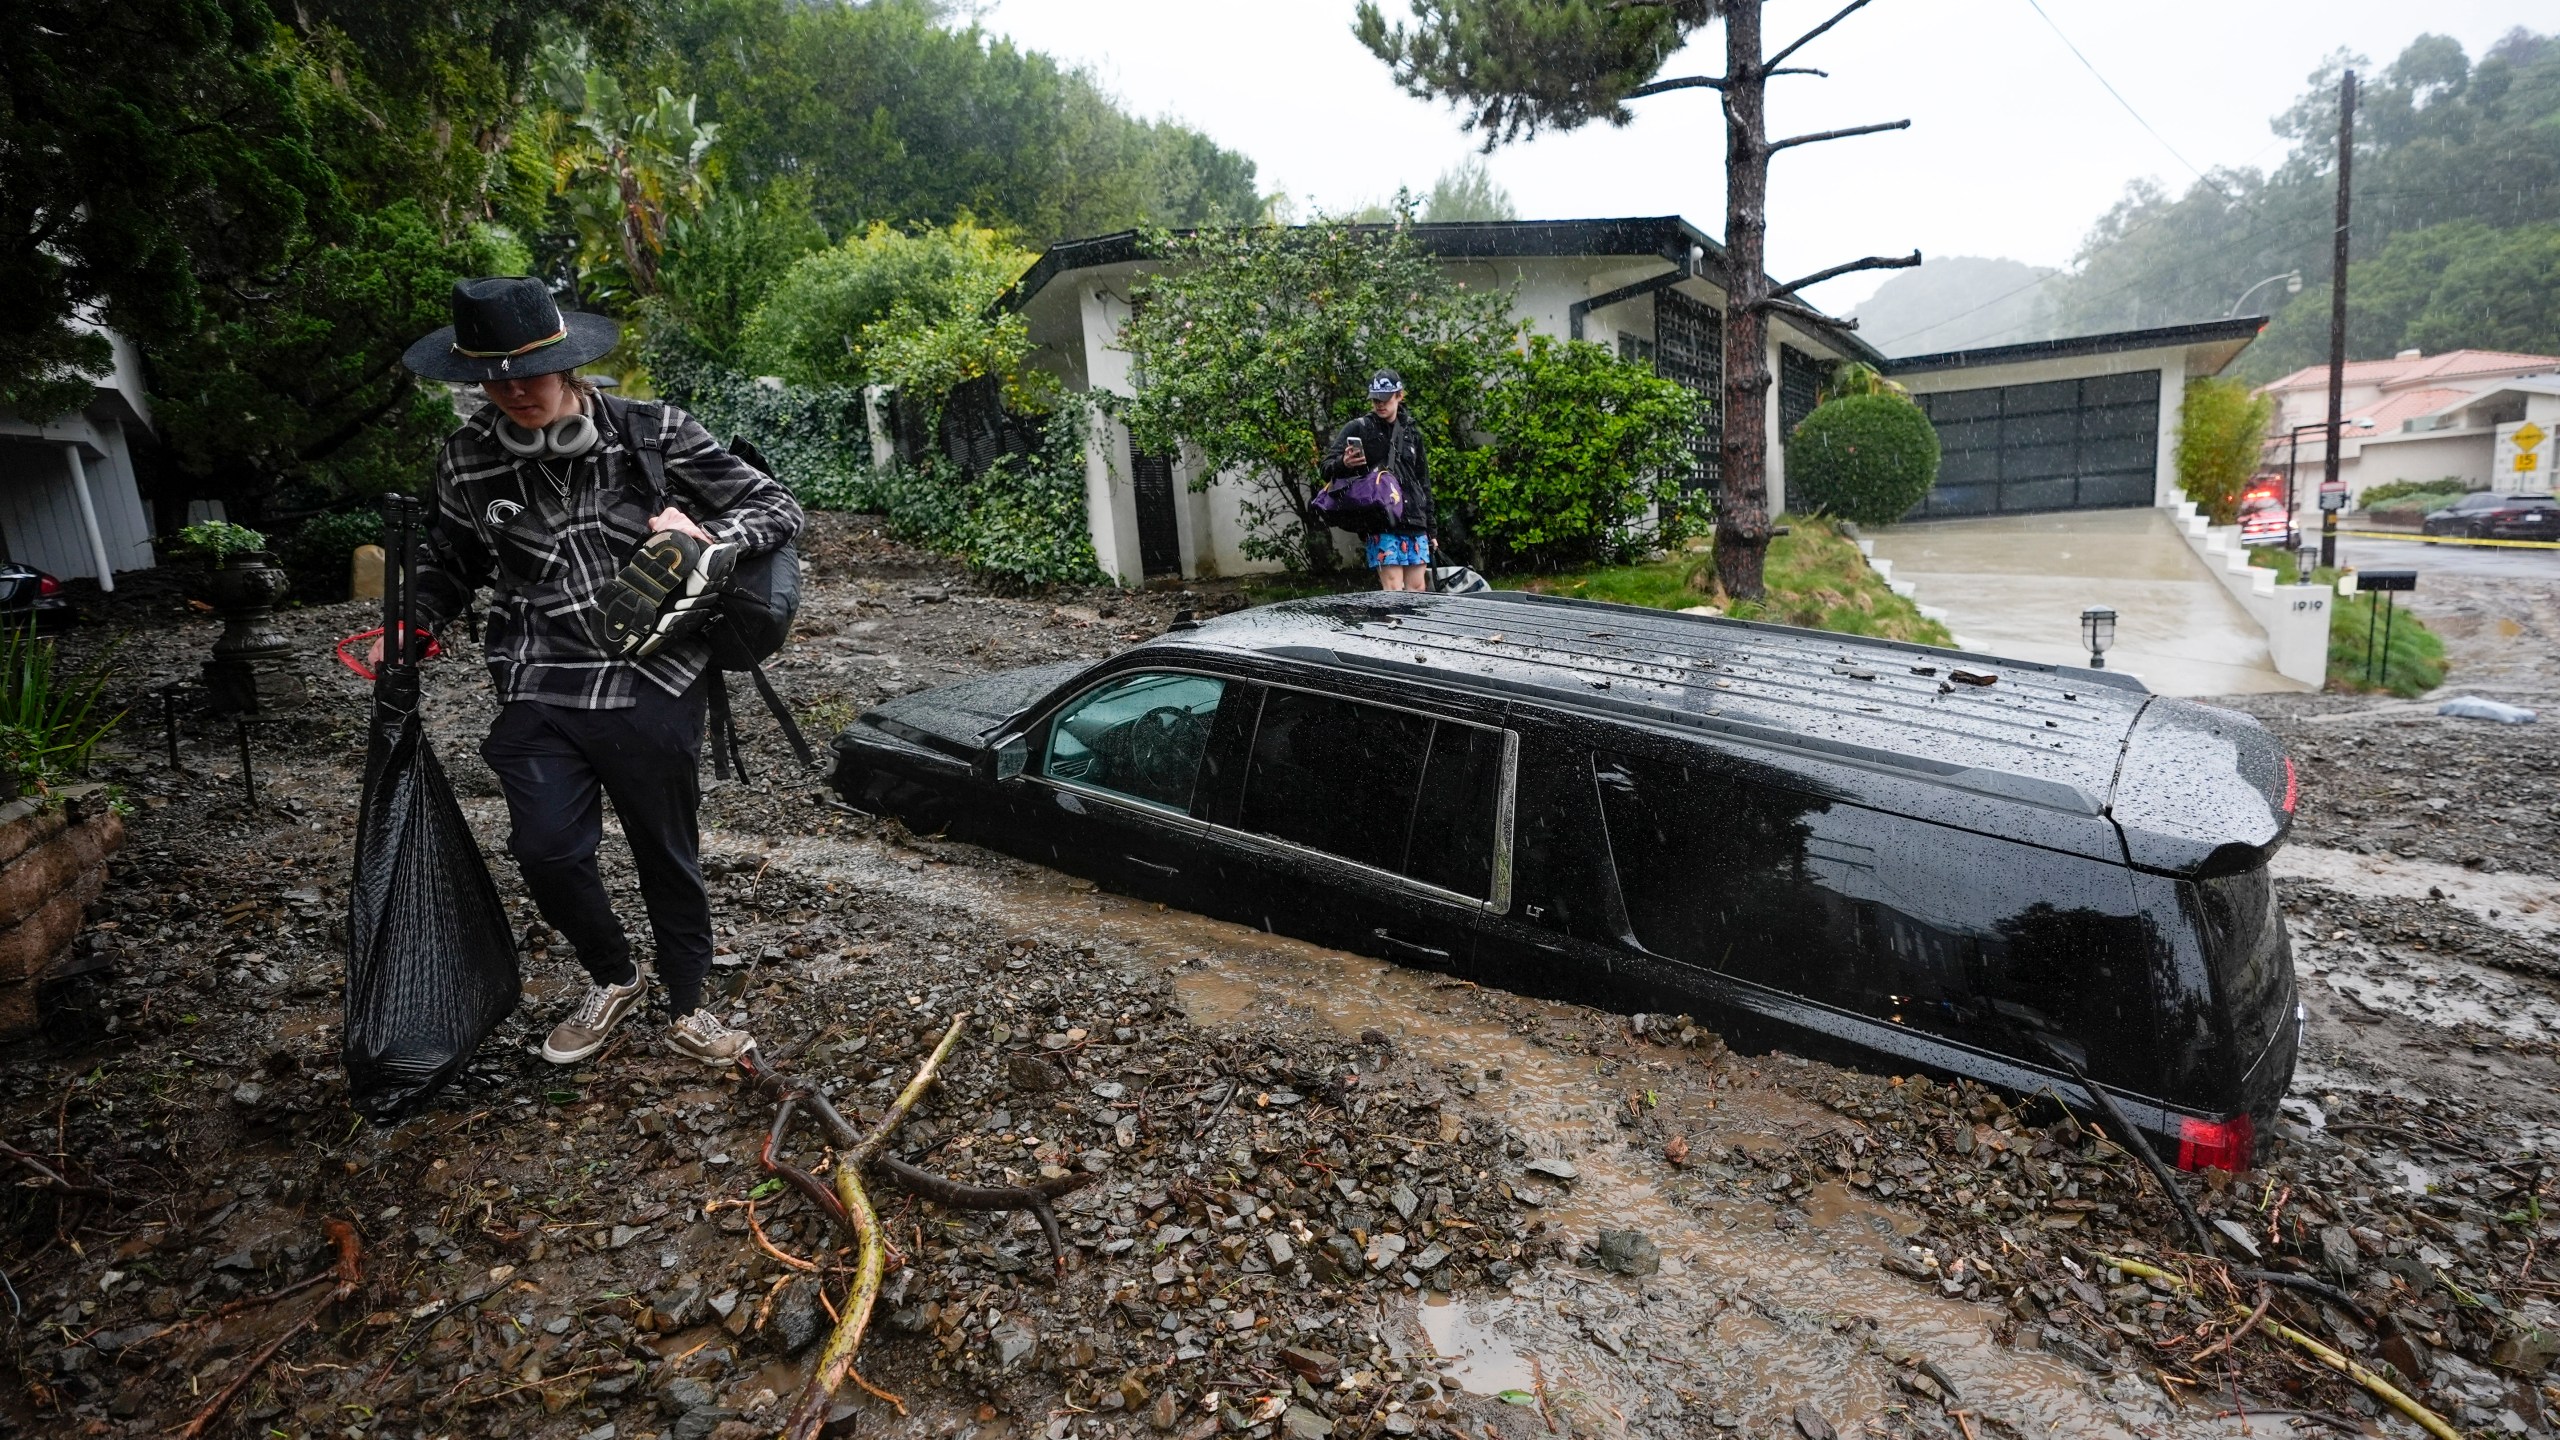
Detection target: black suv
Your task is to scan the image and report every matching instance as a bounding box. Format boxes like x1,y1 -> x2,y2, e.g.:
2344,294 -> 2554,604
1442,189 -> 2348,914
2421,491 -> 2558,540
831,592 -> 2301,1169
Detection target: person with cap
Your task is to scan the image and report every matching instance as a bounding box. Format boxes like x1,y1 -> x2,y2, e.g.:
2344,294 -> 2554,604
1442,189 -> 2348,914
1323,371 -> 1435,591
395,276 -> 803,1067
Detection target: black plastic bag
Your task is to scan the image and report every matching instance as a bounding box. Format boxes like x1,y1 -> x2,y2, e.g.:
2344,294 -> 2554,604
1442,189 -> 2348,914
344,496 -> 519,1121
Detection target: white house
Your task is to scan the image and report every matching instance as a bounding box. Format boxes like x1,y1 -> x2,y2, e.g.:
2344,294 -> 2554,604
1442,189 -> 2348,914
0,323 -> 159,590
2256,348 -> 2560,502
998,218 -> 1881,586
1884,318 -> 2266,518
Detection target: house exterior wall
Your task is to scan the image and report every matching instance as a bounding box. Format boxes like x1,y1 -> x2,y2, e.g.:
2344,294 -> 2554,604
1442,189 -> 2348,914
1025,253 -> 1862,585
1894,343 -> 2197,510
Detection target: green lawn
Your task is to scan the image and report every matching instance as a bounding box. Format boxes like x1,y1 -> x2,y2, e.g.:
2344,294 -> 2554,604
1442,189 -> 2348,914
1498,516 -> 1955,646
2248,550 -> 2447,697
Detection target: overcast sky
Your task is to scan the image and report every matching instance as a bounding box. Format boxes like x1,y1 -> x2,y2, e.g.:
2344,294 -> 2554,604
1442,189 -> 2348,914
976,0 -> 2539,319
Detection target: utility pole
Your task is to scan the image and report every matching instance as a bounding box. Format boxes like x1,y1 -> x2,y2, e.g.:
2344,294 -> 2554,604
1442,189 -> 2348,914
2320,68 -> 2355,572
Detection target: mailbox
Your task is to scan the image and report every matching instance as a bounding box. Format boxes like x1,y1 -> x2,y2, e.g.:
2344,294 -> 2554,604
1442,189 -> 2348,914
2357,569 -> 2417,592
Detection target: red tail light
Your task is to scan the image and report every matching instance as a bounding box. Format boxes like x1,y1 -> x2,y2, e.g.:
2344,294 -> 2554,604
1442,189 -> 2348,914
2280,756 -> 2298,814
2176,1112 -> 2254,1171
36,575 -> 59,597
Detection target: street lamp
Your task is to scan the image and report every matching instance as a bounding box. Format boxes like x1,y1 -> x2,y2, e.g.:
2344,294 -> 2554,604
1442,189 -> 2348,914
2227,270 -> 2304,318
2081,607 -> 2117,669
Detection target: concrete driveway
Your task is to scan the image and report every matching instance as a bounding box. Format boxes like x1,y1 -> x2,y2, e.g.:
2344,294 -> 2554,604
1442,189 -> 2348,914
1867,508 -> 2303,697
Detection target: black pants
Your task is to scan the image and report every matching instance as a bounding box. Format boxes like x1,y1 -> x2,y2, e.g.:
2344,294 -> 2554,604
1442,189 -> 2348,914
480,679 -> 714,1016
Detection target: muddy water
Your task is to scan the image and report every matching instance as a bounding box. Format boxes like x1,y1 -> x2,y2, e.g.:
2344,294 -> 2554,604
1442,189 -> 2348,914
722,829 -> 2265,1438
2274,844 -> 2560,939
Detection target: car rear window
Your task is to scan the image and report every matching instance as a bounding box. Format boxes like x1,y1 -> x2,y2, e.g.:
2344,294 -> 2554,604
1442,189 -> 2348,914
1237,689 -> 1506,899
2193,867 -> 2292,1068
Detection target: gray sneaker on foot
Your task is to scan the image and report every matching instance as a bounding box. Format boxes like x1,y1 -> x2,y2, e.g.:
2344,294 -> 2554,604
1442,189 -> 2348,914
541,974 -> 646,1064
668,1009 -> 756,1065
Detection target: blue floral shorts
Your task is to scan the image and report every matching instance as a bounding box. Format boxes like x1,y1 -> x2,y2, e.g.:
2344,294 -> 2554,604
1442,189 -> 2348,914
1366,533 -> 1429,568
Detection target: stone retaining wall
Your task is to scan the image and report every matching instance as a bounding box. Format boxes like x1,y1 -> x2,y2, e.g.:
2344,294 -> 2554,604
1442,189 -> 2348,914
0,794 -> 125,1039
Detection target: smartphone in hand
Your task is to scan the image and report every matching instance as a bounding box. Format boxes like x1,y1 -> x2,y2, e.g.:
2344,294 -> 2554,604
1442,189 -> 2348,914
1343,438 -> 1367,467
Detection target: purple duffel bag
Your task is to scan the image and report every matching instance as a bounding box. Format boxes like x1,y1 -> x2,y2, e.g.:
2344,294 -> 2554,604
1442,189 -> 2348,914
1310,469 -> 1407,533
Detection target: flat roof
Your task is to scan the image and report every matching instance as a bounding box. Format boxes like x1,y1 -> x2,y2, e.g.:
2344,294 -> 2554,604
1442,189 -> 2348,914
1002,217 -> 1884,362
1887,316 -> 2267,376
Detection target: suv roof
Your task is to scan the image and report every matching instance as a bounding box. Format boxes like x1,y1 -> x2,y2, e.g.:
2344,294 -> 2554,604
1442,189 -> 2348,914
1161,591 -> 2156,817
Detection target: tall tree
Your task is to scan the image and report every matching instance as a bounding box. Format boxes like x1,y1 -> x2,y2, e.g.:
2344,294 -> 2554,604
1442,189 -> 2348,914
1357,0 -> 1916,598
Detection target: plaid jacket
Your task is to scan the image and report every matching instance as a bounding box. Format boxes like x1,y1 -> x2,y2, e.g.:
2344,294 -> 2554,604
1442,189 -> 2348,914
412,396 -> 804,709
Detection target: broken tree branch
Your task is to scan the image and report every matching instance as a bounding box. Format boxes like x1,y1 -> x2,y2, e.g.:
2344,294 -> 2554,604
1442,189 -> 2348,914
1628,74 -> 1726,96
2260,1316 -> 2463,1440
1765,0 -> 1875,71
0,1140 -> 109,1198
874,1155 -> 1097,1276
1773,250 -> 1922,299
1769,118 -> 1911,153
1755,297 -> 1859,332
176,1219 -> 361,1440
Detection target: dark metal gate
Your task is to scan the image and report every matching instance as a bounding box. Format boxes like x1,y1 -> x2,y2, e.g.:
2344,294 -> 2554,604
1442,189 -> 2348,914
1912,370 -> 2161,516
1128,442 -> 1181,578
1653,289 -> 1722,495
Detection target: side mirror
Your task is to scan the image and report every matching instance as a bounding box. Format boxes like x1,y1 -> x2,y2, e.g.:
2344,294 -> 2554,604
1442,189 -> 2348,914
977,734 -> 1030,783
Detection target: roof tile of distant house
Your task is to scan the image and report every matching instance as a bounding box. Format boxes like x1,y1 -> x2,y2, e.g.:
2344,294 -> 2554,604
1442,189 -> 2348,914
2358,386 -> 2475,431
2263,348 -> 2560,394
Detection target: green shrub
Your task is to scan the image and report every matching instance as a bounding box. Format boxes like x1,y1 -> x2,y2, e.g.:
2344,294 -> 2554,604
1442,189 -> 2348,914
1787,394 -> 1941,526
172,520 -> 268,562
274,510 -> 386,604
647,328 -> 878,512
2358,477 -> 2471,517
0,626 -> 119,798
1434,335 -> 1709,571
2174,376 -> 2275,524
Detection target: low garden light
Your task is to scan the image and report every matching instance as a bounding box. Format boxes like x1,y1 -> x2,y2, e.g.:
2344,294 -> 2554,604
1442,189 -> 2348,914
2081,606 -> 2117,669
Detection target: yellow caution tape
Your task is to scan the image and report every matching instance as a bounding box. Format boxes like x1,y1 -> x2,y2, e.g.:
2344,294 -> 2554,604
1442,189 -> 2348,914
2335,529 -> 2560,550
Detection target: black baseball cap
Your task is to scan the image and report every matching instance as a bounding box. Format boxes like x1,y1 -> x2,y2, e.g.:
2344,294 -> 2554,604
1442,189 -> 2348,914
1368,371 -> 1404,397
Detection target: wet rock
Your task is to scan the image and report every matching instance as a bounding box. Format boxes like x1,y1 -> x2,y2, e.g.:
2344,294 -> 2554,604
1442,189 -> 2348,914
1594,1229 -> 1661,1277
1007,1053 -> 1065,1092
2320,1225 -> 2362,1279
2211,1218 -> 2261,1259
1281,1405 -> 1334,1440
230,1081 -> 264,1107
1264,1233 -> 1293,1266
1793,1402 -> 1837,1440
1147,1389 -> 1181,1431
1522,1157 -> 1578,1183
1280,1346 -> 1340,1384
1379,1414 -> 1417,1436
773,1277 -> 823,1353
660,1376 -> 718,1418
989,1314 -> 1038,1368
1363,1233 -> 1407,1271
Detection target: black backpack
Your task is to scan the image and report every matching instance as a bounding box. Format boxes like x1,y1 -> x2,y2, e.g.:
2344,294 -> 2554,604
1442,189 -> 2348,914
605,397 -> 814,779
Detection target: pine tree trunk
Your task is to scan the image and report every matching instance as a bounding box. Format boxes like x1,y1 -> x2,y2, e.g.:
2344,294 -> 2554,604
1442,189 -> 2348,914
1713,0 -> 1772,601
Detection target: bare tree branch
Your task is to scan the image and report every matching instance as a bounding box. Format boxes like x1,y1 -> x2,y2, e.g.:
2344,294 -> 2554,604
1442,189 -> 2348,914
1767,66 -> 1830,79
1628,74 -> 1725,97
1768,118 -> 1910,153
1766,0 -> 1876,72
1772,250 -> 1922,298
1753,297 -> 1859,331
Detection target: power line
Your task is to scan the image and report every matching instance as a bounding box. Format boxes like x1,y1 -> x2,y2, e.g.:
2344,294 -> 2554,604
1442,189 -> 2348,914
2020,0 -> 2215,187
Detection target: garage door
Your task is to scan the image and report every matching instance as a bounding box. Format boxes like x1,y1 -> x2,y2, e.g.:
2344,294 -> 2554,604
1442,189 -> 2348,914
1912,370 -> 2161,517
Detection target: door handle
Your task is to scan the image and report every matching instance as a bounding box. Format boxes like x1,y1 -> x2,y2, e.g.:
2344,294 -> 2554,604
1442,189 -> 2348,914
1124,854 -> 1179,877
1373,929 -> 1451,961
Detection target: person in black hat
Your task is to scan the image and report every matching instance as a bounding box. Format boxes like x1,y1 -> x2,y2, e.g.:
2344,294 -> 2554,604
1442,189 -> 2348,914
396,277 -> 803,1068
1321,371 -> 1434,590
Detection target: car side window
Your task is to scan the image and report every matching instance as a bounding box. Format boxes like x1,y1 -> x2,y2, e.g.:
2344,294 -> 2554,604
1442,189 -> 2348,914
1232,689 -> 1509,899
1042,673 -> 1226,813
1238,690 -> 1431,872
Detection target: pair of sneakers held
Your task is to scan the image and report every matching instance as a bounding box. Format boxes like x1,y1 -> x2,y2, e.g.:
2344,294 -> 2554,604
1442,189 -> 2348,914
543,971 -> 750,1066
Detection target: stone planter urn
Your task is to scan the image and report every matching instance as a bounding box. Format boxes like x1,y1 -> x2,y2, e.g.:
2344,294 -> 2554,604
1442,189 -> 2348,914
201,549 -> 306,713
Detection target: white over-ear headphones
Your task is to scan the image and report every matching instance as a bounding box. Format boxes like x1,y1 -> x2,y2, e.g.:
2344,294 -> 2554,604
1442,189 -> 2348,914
494,411 -> 598,459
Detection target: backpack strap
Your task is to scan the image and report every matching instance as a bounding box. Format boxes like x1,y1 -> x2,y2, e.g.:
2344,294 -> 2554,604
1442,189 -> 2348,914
707,670 -> 745,783
747,663 -> 815,768
604,395 -> 673,509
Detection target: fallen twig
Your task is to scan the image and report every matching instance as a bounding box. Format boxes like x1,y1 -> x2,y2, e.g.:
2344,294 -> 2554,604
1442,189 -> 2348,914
2259,1316 -> 2461,1440
176,1218 -> 361,1439
747,1199 -> 821,1273
2188,1288 -> 2272,1364
0,1140 -> 109,1199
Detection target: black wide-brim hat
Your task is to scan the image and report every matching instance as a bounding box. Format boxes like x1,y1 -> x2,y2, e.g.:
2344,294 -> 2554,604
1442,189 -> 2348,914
401,276 -> 621,383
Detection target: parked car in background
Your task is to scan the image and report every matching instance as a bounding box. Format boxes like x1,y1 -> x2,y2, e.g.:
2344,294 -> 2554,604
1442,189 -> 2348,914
0,563 -> 76,631
831,591 -> 2302,1169
2237,481 -> 2298,549
2422,492 -> 2559,540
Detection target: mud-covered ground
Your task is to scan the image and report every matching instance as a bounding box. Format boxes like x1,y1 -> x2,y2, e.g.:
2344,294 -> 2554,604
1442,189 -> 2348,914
0,515 -> 2554,1440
